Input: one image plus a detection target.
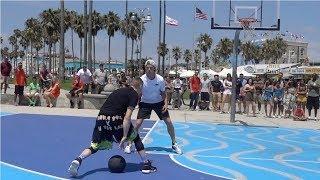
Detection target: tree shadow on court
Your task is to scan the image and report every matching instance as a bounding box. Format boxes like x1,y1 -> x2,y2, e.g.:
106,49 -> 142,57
75,162 -> 142,179
145,146 -> 174,153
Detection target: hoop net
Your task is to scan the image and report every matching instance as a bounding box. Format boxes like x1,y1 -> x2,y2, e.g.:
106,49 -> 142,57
239,17 -> 257,42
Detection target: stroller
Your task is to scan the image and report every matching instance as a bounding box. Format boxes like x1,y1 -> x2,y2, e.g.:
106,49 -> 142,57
171,89 -> 182,109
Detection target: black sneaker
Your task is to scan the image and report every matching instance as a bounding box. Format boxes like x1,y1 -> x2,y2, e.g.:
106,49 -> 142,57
70,100 -> 74,108
141,160 -> 157,174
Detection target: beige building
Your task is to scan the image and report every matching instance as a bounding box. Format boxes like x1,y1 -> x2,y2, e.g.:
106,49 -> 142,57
279,40 -> 308,64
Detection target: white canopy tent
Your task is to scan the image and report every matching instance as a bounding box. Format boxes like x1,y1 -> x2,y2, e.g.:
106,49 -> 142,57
218,68 -> 254,78
180,70 -> 195,78
200,69 -> 218,77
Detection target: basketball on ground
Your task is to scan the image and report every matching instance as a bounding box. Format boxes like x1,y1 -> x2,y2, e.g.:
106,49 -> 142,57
108,155 -> 126,173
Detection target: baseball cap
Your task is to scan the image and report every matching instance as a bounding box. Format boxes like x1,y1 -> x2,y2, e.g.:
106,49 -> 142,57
145,59 -> 156,68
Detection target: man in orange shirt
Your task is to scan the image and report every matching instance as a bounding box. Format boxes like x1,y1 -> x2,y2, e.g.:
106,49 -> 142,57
66,75 -> 84,109
14,62 -> 27,106
189,70 -> 201,110
43,76 -> 60,108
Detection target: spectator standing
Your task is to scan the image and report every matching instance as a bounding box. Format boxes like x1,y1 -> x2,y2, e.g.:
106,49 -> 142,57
43,76 -> 60,108
262,80 -> 274,117
283,82 -> 296,118
165,76 -> 173,105
200,73 -> 210,110
221,73 -> 232,113
189,71 -> 201,110
296,80 -> 307,113
237,74 -> 247,114
210,74 -> 223,111
181,78 -> 188,105
119,71 -> 128,87
254,75 -> 265,114
1,57 -> 12,94
243,78 -> 256,117
273,81 -> 284,118
306,74 -> 320,120
13,62 -> 27,106
92,64 -> 107,94
76,66 -> 93,94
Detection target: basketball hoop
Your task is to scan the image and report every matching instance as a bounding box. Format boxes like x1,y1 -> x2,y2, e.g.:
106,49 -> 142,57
238,17 -> 257,41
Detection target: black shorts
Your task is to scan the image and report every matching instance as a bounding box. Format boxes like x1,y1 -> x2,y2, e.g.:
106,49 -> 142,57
137,101 -> 170,120
201,92 -> 210,102
90,114 -> 139,151
83,84 -> 90,94
306,96 -> 320,110
69,89 -> 83,97
14,85 -> 24,95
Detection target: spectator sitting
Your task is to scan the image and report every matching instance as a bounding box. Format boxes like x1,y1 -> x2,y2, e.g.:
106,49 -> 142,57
25,76 -> 40,106
108,68 -> 119,88
39,64 -> 52,93
119,71 -> 129,87
66,75 -> 84,109
13,62 -> 27,106
43,76 -> 60,108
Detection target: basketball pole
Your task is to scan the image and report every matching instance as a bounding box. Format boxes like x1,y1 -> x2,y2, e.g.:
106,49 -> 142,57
230,30 -> 241,123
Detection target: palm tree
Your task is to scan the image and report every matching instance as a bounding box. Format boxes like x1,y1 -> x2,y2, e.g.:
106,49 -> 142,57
103,11 -> 120,69
183,49 -> 192,70
91,10 -> 103,70
193,49 -> 201,70
210,48 -> 220,65
197,33 -> 212,69
59,1 -> 66,80
87,0 -> 93,71
8,35 -> 17,52
74,15 -> 84,67
241,41 -> 256,64
157,42 -> 168,72
68,10 -> 78,71
172,46 -> 182,75
262,37 -> 287,63
1,47 -> 9,58
216,38 -> 233,63
34,38 -> 44,73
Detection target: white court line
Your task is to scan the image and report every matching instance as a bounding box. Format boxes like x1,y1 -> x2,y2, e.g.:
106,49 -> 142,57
139,131 -> 148,134
143,128 -> 152,130
142,120 -> 160,144
169,154 -> 234,180
0,161 -> 68,180
191,155 -> 320,164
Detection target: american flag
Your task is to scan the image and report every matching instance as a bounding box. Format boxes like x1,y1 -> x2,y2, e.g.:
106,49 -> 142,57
166,16 -> 178,26
195,7 -> 208,20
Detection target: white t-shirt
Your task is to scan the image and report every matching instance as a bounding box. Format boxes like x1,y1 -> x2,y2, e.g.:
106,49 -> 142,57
93,69 -> 106,85
201,79 -> 210,93
223,79 -> 232,95
141,74 -> 165,104
76,69 -> 92,84
172,79 -> 183,89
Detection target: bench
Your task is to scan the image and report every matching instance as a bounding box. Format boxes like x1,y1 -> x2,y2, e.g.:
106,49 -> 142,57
83,93 -> 111,109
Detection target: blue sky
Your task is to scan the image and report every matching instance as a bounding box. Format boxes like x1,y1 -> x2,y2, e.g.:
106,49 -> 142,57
1,0 -> 319,64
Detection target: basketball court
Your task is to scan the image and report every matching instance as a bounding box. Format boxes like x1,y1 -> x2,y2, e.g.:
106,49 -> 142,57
1,112 -> 319,180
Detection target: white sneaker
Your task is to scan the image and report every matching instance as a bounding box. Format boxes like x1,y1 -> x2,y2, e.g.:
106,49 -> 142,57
68,160 -> 80,177
172,143 -> 183,155
124,144 -> 132,154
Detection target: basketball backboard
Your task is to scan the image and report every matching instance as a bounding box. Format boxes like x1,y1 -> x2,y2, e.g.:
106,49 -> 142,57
211,0 -> 280,31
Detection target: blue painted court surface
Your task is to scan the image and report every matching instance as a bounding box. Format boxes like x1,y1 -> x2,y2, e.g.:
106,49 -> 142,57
1,112 -> 319,179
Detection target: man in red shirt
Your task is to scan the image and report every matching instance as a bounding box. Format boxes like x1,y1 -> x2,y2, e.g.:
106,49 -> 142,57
14,62 -> 27,105
1,57 -> 12,94
189,70 -> 201,110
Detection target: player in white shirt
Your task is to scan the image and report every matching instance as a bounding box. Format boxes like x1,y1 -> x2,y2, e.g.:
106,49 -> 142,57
76,65 -> 93,93
124,60 -> 182,155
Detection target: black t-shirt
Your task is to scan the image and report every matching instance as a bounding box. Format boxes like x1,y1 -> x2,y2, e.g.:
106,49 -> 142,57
210,80 -> 223,92
99,87 -> 139,116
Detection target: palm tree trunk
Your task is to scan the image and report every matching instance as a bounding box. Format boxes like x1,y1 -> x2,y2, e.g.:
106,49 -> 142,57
87,0 -> 93,72
80,38 -> 82,68
186,61 -> 189,71
124,0 -> 128,73
162,0 -> 166,75
158,0 -> 162,72
54,43 -> 56,74
175,59 -> 178,75
71,30 -> 75,72
36,50 -> 39,74
48,44 -> 52,71
83,0 -> 88,66
59,0 -> 65,81
108,35 -> 111,69
204,52 -> 207,68
131,39 -> 134,61
43,41 -> 46,67
93,36 -> 96,70
25,46 -> 28,73
30,42 -> 33,75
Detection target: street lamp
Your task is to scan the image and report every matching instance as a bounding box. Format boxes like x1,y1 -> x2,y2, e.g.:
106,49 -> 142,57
131,8 -> 151,75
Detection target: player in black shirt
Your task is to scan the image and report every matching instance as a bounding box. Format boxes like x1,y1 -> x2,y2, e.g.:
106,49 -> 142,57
68,77 -> 156,177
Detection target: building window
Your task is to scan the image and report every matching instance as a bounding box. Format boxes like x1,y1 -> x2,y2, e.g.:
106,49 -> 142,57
300,48 -> 305,56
